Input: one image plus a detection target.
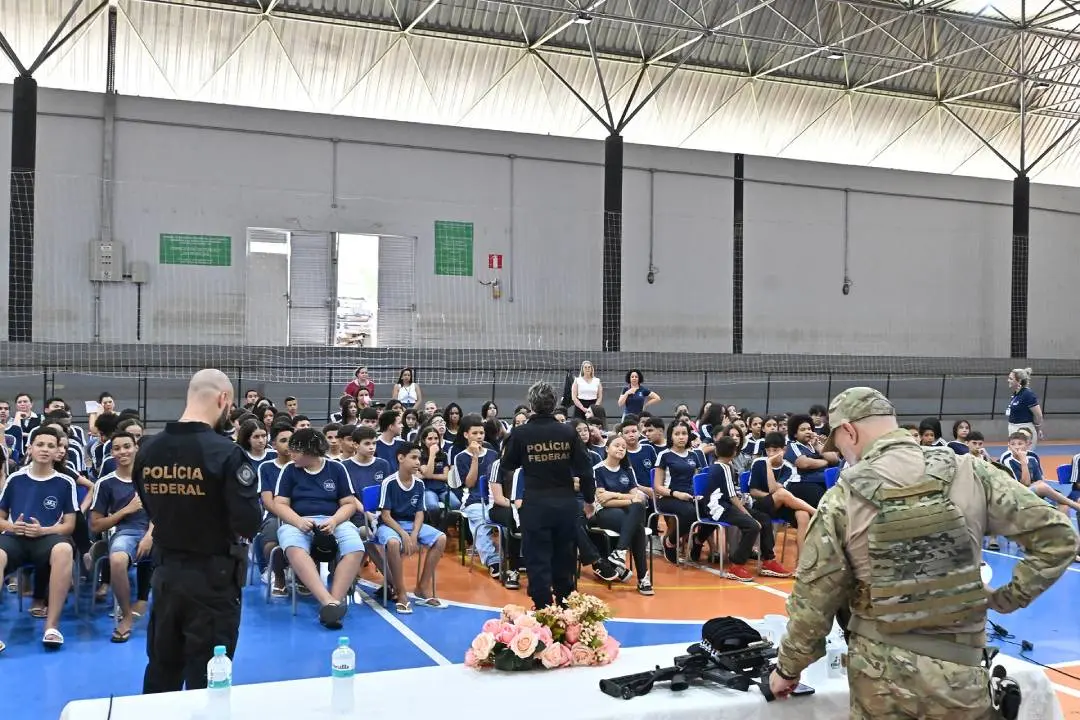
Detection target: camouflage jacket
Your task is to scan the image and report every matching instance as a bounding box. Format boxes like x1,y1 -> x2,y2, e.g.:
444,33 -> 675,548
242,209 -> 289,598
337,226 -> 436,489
776,428 -> 1077,678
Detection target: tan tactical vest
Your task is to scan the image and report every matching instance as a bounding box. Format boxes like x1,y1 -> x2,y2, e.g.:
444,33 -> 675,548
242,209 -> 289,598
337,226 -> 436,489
847,451 -> 988,636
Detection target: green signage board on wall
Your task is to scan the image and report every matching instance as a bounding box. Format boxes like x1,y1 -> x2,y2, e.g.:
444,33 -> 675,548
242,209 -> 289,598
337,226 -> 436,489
159,234 -> 232,267
434,221 -> 474,276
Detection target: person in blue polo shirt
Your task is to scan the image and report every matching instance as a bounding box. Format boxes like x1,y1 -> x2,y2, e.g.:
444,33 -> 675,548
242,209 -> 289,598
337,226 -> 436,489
0,426 -> 78,651
274,428 -> 365,629
257,422 -> 293,598
1006,368 -> 1045,448
455,414 -> 500,578
746,431 -> 817,553
376,443 -> 447,614
653,420 -> 703,564
375,410 -> 408,472
617,369 -> 661,420
89,431 -> 152,643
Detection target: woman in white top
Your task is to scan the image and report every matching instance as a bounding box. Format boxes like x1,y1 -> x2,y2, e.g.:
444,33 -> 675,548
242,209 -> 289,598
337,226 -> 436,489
392,367 -> 422,409
571,360 -> 602,419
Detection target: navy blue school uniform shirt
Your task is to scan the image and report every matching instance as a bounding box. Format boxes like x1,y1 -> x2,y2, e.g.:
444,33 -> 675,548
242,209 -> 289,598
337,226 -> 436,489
455,447 -> 497,507
656,448 -> 702,494
1004,455 -> 1043,484
744,437 -> 764,458
4,425 -> 22,464
621,386 -> 652,417
1006,387 -> 1039,424
420,451 -> 450,492
244,449 -> 277,476
91,472 -> 150,535
626,444 -> 658,488
258,459 -> 289,496
947,440 -> 970,455
375,436 -> 408,472
342,456 -> 391,493
748,456 -> 796,493
0,468 -> 77,530
785,440 -> 828,484
274,459 -> 354,518
377,473 -> 426,522
702,462 -> 738,520
593,461 -> 637,494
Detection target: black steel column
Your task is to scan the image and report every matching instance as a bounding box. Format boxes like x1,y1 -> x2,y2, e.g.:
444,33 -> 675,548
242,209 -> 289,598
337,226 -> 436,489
732,154 -> 744,354
603,134 -> 623,352
1011,175 -> 1030,359
9,75 -> 37,342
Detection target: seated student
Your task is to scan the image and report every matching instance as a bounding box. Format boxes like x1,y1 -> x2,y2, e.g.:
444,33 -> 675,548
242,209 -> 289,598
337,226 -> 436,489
918,417 -> 948,448
358,407 -> 380,429
418,425 -> 457,515
948,419 -> 972,455
700,437 -> 791,582
900,423 -> 919,440
291,415 -> 312,430
375,411 -> 407,472
784,414 -> 837,508
88,432 -> 152,642
809,404 -> 829,436
592,434 -> 653,595
654,420 -> 705,564
485,461 -> 524,590
620,420 -> 658,503
454,414 -> 503,578
1003,432 -> 1080,514
998,427 -> 1041,465
0,427 -> 77,649
323,422 -> 343,460
337,424 -> 357,462
375,443 -> 447,613
258,423 -> 294,597
965,430 -> 988,460
566,420 -> 622,583
335,425 -> 389,594
273,429 -> 365,629
746,431 -> 817,552
642,416 -> 667,452
238,419 -> 275,476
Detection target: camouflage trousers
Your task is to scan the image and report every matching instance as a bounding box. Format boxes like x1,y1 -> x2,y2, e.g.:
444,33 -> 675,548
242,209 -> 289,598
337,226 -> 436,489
847,633 -> 997,719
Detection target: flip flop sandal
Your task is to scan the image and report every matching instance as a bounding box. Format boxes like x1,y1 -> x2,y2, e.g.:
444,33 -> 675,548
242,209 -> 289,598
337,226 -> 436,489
42,628 -> 64,650
318,602 -> 347,629
394,600 -> 413,614
0,639 -> 6,653
110,628 -> 132,644
29,606 -> 48,619
414,596 -> 447,609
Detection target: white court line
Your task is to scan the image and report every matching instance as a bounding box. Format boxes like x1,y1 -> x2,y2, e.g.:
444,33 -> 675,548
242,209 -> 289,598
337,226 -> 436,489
982,548 -> 1080,574
354,589 -> 452,666
1050,660 -> 1080,669
688,562 -> 792,600
1051,683 -> 1080,699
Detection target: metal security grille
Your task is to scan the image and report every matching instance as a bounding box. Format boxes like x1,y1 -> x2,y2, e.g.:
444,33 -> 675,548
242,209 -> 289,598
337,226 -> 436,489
377,237 -> 416,348
288,231 -> 333,346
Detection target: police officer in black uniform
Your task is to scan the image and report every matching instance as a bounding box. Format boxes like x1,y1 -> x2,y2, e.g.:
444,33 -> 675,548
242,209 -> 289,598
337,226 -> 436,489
500,381 -> 595,609
135,369 -> 262,693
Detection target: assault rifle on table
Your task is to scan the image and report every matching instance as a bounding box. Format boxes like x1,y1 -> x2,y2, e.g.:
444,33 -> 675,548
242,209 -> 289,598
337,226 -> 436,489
599,640 -> 782,701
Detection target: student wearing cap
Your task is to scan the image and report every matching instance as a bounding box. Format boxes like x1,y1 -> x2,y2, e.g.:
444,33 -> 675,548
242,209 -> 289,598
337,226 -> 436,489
770,387 -> 1077,718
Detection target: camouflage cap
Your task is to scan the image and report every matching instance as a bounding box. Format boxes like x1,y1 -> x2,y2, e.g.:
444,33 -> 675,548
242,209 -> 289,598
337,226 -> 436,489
822,387 -> 896,453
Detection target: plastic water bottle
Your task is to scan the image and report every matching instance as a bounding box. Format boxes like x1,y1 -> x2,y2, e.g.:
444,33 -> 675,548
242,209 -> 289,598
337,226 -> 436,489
826,620 -> 848,679
206,645 -> 232,718
331,636 -> 356,714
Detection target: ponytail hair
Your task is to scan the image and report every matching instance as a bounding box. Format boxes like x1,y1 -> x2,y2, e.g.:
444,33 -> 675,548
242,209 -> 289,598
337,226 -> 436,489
1012,367 -> 1033,387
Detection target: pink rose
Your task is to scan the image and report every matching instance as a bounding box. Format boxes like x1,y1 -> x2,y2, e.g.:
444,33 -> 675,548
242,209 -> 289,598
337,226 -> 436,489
538,641 -> 566,669
564,623 -> 582,645
470,632 -> 496,661
592,623 -> 608,644
557,642 -> 574,667
514,614 -> 540,630
601,637 -> 620,664
509,627 -> 539,659
482,618 -> 501,635
570,643 -> 596,666
495,623 -> 518,646
464,649 -> 479,668
536,626 -> 553,647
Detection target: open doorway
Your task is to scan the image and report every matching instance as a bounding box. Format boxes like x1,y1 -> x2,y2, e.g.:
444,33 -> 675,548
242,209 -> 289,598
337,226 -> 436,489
336,234 -> 379,347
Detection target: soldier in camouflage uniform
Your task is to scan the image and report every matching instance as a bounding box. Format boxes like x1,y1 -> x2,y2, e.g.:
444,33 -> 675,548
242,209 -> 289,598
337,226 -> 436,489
768,387 -> 1077,719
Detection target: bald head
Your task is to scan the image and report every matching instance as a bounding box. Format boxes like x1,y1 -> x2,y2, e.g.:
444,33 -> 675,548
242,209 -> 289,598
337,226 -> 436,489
835,414 -> 899,464
180,369 -> 234,430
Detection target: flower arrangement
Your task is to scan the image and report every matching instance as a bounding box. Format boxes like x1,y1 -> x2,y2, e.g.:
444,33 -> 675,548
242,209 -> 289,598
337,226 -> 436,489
465,592 -> 621,671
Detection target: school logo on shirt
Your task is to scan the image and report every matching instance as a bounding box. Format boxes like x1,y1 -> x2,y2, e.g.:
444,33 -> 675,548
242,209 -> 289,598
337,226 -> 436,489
643,459 -> 653,469
410,495 -> 420,507
322,479 -> 336,493
43,496 -> 58,511
688,459 -> 698,470
617,473 -> 630,489
374,472 -> 385,482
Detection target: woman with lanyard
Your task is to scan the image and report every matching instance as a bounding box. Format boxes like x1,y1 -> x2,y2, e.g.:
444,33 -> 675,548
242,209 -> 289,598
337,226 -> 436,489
617,369 -> 661,421
1006,368 -> 1044,449
571,361 -> 602,420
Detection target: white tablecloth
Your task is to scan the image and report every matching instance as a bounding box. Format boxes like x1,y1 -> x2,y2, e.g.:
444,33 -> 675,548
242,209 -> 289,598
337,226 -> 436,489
59,642 -> 1063,720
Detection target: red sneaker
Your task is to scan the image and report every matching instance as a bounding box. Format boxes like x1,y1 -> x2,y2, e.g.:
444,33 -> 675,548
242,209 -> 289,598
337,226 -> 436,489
760,560 -> 792,578
723,564 -> 754,583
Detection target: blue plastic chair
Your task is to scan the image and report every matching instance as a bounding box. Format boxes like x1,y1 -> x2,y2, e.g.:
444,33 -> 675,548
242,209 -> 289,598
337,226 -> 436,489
824,466 -> 840,489
738,470 -> 792,563
1057,463 -> 1072,484
646,468 -> 707,566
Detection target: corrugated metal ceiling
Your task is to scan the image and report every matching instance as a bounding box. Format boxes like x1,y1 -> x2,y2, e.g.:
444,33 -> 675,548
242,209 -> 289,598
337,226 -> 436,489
4,0 -> 1080,184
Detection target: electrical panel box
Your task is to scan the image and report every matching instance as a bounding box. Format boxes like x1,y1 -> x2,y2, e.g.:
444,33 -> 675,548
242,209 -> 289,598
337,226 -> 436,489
127,260 -> 149,284
89,239 -> 125,282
